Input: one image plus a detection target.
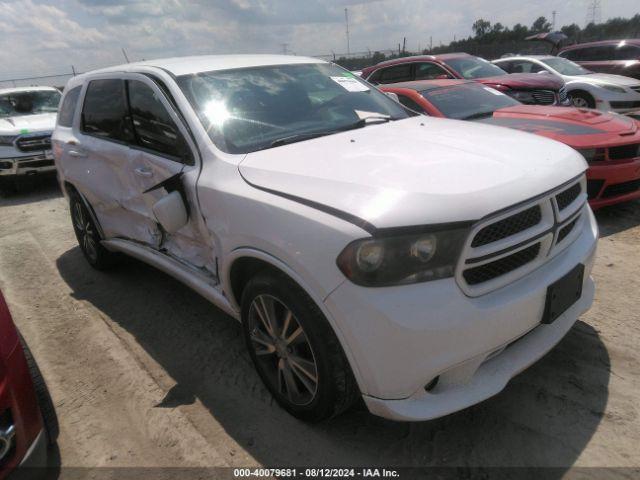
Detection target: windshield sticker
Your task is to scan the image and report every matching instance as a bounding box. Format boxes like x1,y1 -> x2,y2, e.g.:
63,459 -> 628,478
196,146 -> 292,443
330,76 -> 369,92
483,87 -> 505,96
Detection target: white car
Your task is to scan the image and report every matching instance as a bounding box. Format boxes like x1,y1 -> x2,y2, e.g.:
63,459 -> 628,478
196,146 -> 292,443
52,55 -> 597,422
0,87 -> 60,191
493,55 -> 640,115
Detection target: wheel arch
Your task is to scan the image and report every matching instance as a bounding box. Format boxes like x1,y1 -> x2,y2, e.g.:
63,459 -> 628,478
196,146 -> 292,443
223,248 -> 365,390
63,181 -> 106,240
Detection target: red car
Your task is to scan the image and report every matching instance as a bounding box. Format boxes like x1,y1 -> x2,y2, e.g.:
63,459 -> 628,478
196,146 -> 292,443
559,39 -> 640,80
381,79 -> 640,209
362,52 -> 570,106
0,290 -> 56,478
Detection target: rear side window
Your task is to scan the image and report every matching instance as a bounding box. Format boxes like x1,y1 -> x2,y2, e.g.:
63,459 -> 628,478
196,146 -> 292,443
615,45 -> 640,60
378,64 -> 413,84
82,79 -> 133,143
58,86 -> 81,127
127,80 -> 192,163
415,63 -> 450,80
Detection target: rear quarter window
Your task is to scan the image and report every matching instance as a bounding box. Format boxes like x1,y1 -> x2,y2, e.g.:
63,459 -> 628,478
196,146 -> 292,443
57,86 -> 82,127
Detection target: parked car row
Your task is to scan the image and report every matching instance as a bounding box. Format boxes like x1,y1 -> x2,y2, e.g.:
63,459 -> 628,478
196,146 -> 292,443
0,42 -> 636,460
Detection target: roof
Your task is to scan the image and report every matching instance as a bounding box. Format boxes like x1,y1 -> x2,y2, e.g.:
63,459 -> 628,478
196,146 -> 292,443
495,55 -> 555,61
561,38 -> 640,50
382,79 -> 471,91
431,52 -> 472,60
83,54 -> 326,78
0,86 -> 59,95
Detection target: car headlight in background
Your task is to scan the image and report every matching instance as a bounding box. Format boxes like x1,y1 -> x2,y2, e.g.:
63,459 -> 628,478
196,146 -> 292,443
336,227 -> 469,287
508,91 -> 536,104
0,136 -> 16,146
601,84 -> 626,94
577,148 -> 606,163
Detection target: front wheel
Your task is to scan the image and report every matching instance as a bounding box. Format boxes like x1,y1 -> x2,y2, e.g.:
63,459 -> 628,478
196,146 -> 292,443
241,271 -> 359,422
69,194 -> 116,270
570,91 -> 595,109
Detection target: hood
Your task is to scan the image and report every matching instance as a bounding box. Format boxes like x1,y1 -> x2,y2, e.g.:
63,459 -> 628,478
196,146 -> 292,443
238,116 -> 586,230
573,72 -> 640,88
0,113 -> 57,135
478,73 -> 564,91
478,105 -> 640,148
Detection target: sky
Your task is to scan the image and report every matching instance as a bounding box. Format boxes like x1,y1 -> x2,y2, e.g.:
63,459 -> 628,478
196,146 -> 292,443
0,0 -> 638,81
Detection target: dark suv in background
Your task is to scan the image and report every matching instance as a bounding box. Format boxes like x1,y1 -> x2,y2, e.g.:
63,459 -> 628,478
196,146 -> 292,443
361,53 -> 569,106
559,39 -> 640,80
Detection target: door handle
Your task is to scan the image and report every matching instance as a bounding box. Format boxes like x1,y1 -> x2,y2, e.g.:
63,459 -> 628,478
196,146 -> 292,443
68,149 -> 87,158
134,167 -> 153,178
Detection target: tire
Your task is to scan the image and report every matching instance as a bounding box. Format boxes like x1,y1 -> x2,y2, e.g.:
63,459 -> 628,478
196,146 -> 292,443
0,178 -> 17,196
18,335 -> 59,445
241,270 -> 359,422
69,193 -> 117,270
570,91 -> 595,109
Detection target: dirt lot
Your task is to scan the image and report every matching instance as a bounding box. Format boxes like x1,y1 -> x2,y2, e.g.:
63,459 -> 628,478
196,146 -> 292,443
1,177 -> 639,477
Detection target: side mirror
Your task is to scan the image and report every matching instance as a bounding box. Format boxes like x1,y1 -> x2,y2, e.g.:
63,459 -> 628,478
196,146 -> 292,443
152,191 -> 188,233
384,91 -> 400,102
435,74 -> 451,80
537,70 -> 550,74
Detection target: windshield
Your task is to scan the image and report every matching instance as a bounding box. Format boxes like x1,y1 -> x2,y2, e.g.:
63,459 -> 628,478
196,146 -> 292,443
441,57 -> 508,79
539,57 -> 591,76
0,90 -> 61,118
421,83 -> 520,120
177,63 -> 408,154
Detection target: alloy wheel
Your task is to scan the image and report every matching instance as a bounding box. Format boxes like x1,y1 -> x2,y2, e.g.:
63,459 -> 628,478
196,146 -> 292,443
571,96 -> 589,108
73,201 -> 98,262
248,294 -> 319,406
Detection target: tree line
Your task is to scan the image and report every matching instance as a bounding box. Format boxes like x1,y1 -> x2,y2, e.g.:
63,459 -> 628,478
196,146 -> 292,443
335,14 -> 640,71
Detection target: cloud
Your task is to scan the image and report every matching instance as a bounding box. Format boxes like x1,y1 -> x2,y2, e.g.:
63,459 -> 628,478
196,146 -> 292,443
0,0 -> 638,81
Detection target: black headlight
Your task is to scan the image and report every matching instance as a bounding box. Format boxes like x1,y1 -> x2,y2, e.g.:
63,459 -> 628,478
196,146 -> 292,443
508,91 -> 536,104
577,148 -> 606,163
336,227 -> 470,287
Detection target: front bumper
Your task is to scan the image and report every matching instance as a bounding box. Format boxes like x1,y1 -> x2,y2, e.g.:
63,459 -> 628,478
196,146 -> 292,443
587,158 -> 640,209
0,153 -> 56,179
324,208 -> 598,421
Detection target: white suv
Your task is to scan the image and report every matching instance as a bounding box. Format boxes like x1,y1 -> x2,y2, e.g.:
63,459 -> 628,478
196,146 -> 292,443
1,87 -> 61,192
52,55 -> 598,422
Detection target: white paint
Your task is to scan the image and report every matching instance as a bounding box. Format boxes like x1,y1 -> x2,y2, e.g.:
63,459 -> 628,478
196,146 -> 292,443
53,55 -> 599,421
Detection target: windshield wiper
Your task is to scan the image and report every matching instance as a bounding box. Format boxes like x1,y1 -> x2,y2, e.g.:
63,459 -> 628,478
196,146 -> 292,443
268,115 -> 393,148
461,111 -> 495,120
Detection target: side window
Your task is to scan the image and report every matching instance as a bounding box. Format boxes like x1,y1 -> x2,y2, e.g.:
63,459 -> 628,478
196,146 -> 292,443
560,49 -> 581,61
581,46 -> 613,61
127,80 -> 192,163
615,45 -> 640,60
82,79 -> 133,143
497,61 -> 513,73
510,61 -> 544,73
367,70 -> 383,84
377,64 -> 413,84
58,86 -> 81,127
397,94 -> 426,115
415,63 -> 450,80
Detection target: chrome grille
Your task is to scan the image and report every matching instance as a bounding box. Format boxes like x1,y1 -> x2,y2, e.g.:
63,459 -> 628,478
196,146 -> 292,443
531,89 -> 556,105
457,176 -> 588,296
15,134 -> 52,152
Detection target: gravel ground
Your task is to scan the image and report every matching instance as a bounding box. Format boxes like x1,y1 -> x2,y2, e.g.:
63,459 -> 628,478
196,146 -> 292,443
0,177 -> 639,478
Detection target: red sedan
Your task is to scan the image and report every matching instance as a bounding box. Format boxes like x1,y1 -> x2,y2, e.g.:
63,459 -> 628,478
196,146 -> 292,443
381,79 -> 640,209
362,53 -> 570,106
0,290 -> 56,478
